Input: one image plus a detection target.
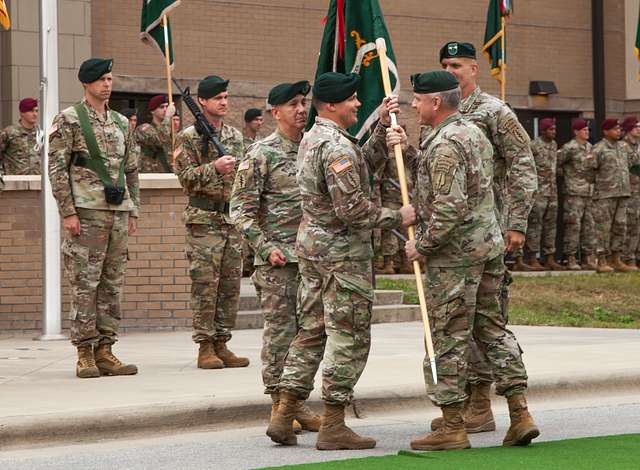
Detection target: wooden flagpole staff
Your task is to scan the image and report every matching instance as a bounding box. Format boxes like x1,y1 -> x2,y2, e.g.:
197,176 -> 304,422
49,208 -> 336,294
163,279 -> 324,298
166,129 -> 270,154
162,15 -> 175,153
375,38 -> 438,385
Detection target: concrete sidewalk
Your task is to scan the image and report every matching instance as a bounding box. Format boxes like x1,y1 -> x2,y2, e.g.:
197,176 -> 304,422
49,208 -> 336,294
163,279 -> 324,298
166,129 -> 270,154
1,323 -> 639,447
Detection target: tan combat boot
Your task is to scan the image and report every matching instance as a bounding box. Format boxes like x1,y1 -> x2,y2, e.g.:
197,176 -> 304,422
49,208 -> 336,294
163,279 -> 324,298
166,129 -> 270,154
76,345 -> 100,379
411,403 -> 471,451
270,393 -> 302,434
566,255 -> 582,271
583,254 -> 598,271
596,256 -> 614,274
374,256 -> 385,273
430,382 -> 495,433
266,391 -> 298,445
294,400 -> 321,432
610,253 -> 634,273
94,343 -> 138,376
526,254 -> 545,271
197,341 -> 224,369
544,255 -> 566,271
511,256 -> 534,272
503,394 -> 540,446
213,340 -> 250,368
316,403 -> 376,450
379,256 -> 396,274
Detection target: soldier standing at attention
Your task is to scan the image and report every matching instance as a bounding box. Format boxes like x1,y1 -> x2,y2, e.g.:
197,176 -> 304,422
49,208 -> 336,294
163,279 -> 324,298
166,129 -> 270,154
525,118 -> 564,271
230,80 -> 321,434
48,58 -> 139,379
0,98 -> 42,175
174,75 -> 249,369
266,72 -> 415,450
558,119 -> 597,270
592,119 -> 636,273
135,95 -> 174,173
621,116 -> 640,270
431,41 -> 538,436
400,70 -> 538,451
243,108 -> 264,147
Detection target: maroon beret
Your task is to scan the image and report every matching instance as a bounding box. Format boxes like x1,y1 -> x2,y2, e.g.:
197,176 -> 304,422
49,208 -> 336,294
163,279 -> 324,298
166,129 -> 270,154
622,116 -> 639,133
572,118 -> 589,131
539,118 -> 556,132
19,98 -> 38,113
601,118 -> 620,131
148,95 -> 168,112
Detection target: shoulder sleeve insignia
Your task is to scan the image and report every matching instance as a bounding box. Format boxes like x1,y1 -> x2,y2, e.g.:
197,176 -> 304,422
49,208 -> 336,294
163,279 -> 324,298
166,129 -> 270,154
238,160 -> 251,172
47,124 -> 59,136
432,154 -> 459,194
330,156 -> 353,174
502,114 -> 529,146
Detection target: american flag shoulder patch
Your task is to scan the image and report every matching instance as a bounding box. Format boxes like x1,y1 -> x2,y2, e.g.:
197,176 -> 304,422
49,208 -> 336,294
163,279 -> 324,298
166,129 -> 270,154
238,160 -> 251,171
330,156 -> 353,174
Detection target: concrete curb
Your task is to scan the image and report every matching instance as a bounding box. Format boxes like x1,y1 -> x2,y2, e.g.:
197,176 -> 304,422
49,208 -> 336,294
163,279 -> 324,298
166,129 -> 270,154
2,370 -> 638,449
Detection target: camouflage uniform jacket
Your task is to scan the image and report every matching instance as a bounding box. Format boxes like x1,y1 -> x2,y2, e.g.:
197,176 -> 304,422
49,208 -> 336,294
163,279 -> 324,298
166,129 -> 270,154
230,129 -> 301,265
134,119 -> 172,173
622,136 -> 640,195
459,87 -> 538,233
530,136 -> 558,196
592,138 -> 632,200
174,122 -> 244,225
0,122 -> 42,175
415,113 -> 504,267
557,138 -> 595,197
296,117 -> 401,262
48,99 -> 140,218
243,133 -> 256,149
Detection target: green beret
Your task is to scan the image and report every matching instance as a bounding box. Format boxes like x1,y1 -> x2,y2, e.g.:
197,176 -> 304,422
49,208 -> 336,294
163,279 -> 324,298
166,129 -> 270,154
268,80 -> 311,106
312,72 -> 360,104
78,58 -> 113,83
439,41 -> 476,62
197,75 -> 229,99
411,71 -> 459,94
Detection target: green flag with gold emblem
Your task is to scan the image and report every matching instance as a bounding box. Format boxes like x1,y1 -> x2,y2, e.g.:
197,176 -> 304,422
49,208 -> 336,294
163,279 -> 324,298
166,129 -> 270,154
140,0 -> 180,67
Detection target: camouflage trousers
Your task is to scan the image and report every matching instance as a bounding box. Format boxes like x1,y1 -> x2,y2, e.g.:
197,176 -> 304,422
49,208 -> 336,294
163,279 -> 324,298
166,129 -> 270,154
242,240 -> 255,274
63,208 -> 129,347
279,258 -> 373,405
185,222 -> 242,344
252,263 -> 300,395
625,194 -> 640,262
562,195 -> 596,257
525,193 -> 558,256
423,256 -> 527,406
593,197 -> 629,256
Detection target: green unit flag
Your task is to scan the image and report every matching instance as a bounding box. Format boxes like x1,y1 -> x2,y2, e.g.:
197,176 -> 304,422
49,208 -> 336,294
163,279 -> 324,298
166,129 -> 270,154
308,0 -> 399,142
140,0 -> 181,67
482,0 -> 512,84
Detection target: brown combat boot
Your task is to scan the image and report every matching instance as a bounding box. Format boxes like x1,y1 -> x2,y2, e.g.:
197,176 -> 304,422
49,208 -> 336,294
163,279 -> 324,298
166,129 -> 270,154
583,254 -> 598,271
76,345 -> 100,379
503,394 -> 540,446
316,403 -> 376,450
270,393 -> 302,434
266,391 -> 298,445
294,400 -> 322,432
197,341 -> 224,369
596,256 -> 614,274
379,256 -> 396,274
610,253 -> 635,273
399,254 -> 413,274
526,254 -> 545,271
511,256 -> 534,272
566,255 -> 582,271
544,255 -> 566,271
411,403 -> 471,451
430,382 -> 495,433
374,256 -> 385,273
213,340 -> 250,368
94,343 -> 138,376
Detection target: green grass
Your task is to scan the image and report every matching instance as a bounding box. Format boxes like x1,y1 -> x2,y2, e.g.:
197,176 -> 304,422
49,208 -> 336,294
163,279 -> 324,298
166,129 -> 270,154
260,434 -> 640,469
376,273 -> 640,329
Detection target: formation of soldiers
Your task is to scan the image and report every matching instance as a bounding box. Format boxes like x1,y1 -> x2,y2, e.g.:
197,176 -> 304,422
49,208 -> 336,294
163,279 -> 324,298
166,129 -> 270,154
1,36 -> 634,454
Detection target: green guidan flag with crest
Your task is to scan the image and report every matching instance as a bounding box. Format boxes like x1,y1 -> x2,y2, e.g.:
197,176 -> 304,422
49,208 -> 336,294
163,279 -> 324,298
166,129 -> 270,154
482,0 -> 512,83
308,0 -> 399,142
140,0 -> 180,67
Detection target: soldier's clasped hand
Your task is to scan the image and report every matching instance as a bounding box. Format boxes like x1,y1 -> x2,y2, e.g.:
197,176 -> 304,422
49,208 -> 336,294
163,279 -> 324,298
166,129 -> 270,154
214,155 -> 236,175
505,230 -> 526,252
63,215 -> 81,236
386,125 -> 407,152
404,239 -> 423,262
399,204 -> 416,227
379,96 -> 400,126
268,248 -> 287,267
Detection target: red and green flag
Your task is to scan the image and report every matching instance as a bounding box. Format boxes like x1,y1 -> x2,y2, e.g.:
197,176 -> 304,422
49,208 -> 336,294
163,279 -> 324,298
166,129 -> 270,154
140,0 -> 180,67
308,0 -> 399,141
482,0 -> 513,83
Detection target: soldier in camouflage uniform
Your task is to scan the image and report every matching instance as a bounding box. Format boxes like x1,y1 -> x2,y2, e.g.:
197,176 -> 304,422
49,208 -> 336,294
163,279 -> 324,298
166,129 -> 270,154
621,116 -> 640,269
0,98 -> 42,175
434,41 -> 538,434
267,72 -> 415,450
135,95 -> 174,173
525,118 -> 564,270
174,75 -> 249,369
558,118 -> 597,270
399,71 -> 538,451
231,80 -> 321,433
242,108 -> 264,147
592,119 -> 637,273
48,58 -> 139,379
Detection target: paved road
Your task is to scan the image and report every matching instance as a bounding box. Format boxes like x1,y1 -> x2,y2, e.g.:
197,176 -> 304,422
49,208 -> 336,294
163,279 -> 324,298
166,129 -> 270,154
1,390 -> 638,470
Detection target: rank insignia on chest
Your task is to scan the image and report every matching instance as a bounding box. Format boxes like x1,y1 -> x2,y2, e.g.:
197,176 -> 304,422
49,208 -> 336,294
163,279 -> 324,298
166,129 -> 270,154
330,157 -> 353,174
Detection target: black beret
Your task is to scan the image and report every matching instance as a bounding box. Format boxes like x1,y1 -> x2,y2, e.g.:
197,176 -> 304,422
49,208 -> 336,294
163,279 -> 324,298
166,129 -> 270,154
268,80 -> 311,106
439,42 -> 476,62
78,58 -> 113,83
121,108 -> 138,120
197,75 -> 229,99
411,71 -> 459,94
312,72 -> 360,103
244,108 -> 263,122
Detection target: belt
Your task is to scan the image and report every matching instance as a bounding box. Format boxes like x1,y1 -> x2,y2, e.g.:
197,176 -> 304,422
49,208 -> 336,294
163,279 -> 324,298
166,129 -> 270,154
188,196 -> 229,213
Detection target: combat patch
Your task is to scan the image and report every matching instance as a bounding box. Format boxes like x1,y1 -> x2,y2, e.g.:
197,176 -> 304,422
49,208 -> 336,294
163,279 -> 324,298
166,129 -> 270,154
503,115 -> 529,145
432,154 -> 458,194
